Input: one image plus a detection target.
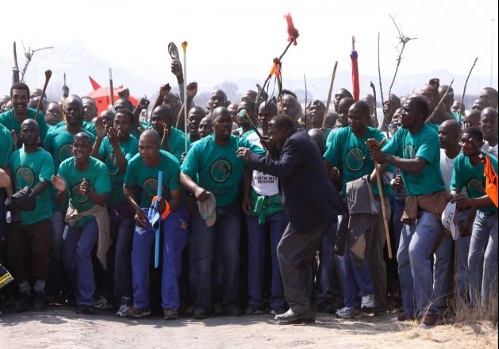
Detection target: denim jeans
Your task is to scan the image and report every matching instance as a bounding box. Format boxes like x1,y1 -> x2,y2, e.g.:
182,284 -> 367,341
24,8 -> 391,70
188,202 -> 241,312
246,211 -> 288,310
468,211 -> 498,306
392,199 -> 406,251
63,218 -> 99,306
131,207 -> 189,310
433,236 -> 452,311
47,211 -> 66,296
398,210 -> 442,317
110,203 -> 135,304
336,247 -> 373,308
315,221 -> 343,306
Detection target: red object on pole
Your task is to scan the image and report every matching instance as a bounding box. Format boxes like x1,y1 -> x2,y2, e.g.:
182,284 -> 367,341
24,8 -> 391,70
285,13 -> 299,45
87,76 -> 139,114
351,36 -> 360,101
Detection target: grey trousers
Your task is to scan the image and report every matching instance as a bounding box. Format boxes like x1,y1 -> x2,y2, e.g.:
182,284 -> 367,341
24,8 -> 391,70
277,220 -> 332,314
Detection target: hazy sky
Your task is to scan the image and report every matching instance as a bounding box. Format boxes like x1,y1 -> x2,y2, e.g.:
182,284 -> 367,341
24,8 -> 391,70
1,0 -> 498,96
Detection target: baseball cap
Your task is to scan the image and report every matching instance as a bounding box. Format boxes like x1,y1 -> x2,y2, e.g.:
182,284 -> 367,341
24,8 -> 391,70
198,192 -> 217,227
441,201 -> 460,240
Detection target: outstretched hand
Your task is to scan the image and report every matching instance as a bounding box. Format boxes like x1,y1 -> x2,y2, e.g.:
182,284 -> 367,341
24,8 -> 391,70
51,174 -> 66,192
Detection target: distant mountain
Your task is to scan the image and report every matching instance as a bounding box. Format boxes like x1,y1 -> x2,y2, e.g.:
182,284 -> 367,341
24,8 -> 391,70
1,41 -> 495,111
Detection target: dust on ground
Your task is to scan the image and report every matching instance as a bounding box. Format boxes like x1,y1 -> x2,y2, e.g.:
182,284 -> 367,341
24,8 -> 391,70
1,307 -> 497,349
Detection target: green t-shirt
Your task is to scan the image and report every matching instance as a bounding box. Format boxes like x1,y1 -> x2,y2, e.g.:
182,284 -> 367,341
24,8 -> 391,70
10,146 -> 54,224
382,124 -> 445,196
53,120 -> 96,137
43,127 -> 95,212
164,127 -> 186,162
0,108 -> 48,144
124,150 -> 181,208
180,134 -> 265,207
57,156 -> 111,226
324,126 -> 390,196
99,135 -> 138,206
0,123 -> 12,168
450,153 -> 498,214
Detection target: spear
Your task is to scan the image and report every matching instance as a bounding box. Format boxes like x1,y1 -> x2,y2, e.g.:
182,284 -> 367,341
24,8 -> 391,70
321,61 -> 338,128
181,41 -> 188,153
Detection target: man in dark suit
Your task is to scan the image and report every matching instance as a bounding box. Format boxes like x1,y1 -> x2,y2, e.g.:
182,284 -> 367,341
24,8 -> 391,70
237,114 -> 344,324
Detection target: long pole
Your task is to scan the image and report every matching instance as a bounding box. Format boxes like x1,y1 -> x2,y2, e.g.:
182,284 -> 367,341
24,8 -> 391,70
321,61 -> 338,128
181,42 -> 188,153
109,68 -> 115,111
375,160 -> 392,259
154,171 -> 163,268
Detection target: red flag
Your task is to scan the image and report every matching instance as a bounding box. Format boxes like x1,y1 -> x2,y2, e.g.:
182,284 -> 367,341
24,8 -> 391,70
351,36 -> 359,101
285,13 -> 299,45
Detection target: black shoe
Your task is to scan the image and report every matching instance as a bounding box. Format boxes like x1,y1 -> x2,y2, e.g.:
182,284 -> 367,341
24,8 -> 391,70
193,308 -> 209,320
15,292 -> 31,313
76,304 -> 95,315
225,307 -> 242,317
317,301 -> 337,314
275,309 -> 315,324
32,291 -> 47,311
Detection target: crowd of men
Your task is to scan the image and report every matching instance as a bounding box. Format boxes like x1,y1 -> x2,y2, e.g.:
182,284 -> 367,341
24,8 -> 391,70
0,67 -> 497,328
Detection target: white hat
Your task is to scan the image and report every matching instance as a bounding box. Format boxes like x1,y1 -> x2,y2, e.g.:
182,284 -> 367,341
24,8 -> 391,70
441,201 -> 460,240
198,192 -> 217,227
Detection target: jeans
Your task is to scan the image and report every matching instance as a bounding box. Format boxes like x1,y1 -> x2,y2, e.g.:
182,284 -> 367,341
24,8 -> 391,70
131,207 -> 189,310
398,210 -> 442,317
47,211 -> 66,295
336,248 -> 373,309
432,236 -> 452,311
110,203 -> 135,304
63,218 -> 99,306
188,202 -> 241,312
468,211 -> 498,306
246,211 -> 288,310
315,221 -> 342,306
392,199 -> 405,252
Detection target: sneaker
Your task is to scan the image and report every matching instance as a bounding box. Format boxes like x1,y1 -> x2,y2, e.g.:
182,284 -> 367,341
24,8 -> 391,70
116,303 -> 130,317
15,292 -> 31,313
193,308 -> 209,320
32,291 -> 47,311
270,307 -> 287,316
336,307 -> 362,319
95,295 -> 114,310
245,305 -> 263,315
420,312 -> 438,328
163,308 -> 179,320
76,304 -> 95,315
361,294 -> 375,310
127,305 -> 151,318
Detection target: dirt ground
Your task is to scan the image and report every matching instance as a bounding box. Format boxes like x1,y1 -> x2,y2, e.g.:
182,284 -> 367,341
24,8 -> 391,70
0,307 -> 497,349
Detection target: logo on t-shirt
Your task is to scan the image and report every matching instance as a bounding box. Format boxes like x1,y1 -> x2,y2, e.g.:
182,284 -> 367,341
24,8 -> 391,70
15,166 -> 35,189
105,153 -> 119,176
467,178 -> 485,197
143,178 -> 165,202
346,148 -> 365,172
59,144 -> 73,163
210,158 -> 232,183
70,183 -> 89,204
404,144 -> 416,159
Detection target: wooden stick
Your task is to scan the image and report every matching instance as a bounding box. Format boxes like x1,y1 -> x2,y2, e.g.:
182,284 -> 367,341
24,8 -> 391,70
425,79 -> 454,124
375,160 -> 392,259
35,70 -> 52,120
459,57 -> 478,124
109,68 -> 115,108
321,61 -> 338,128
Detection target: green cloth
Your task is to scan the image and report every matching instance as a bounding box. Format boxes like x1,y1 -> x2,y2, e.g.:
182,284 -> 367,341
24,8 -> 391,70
124,150 -> 181,208
451,153 -> 498,214
249,188 -> 283,225
0,123 -> 12,168
0,108 -> 48,143
181,134 -> 265,208
10,146 -> 54,225
99,135 -> 138,206
57,156 -> 111,227
324,126 -> 391,196
382,124 -> 445,196
43,126 -> 95,212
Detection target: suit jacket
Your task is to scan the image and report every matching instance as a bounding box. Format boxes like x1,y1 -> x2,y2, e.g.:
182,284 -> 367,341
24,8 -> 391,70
248,128 -> 345,233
